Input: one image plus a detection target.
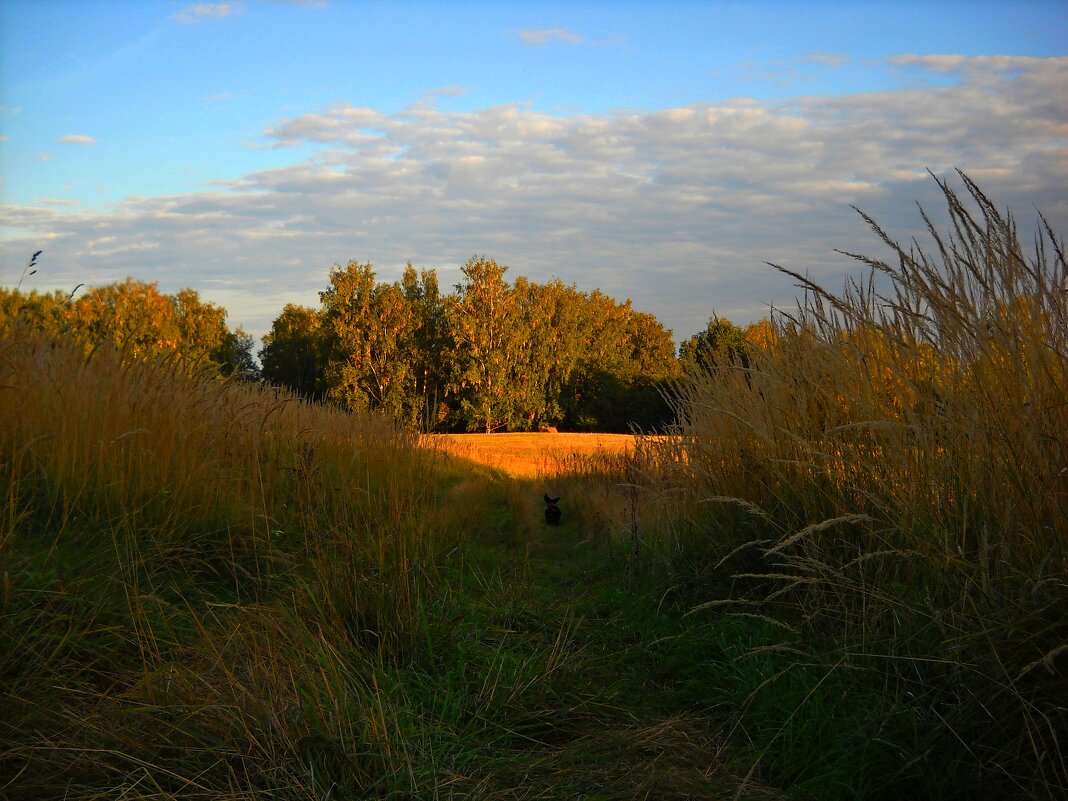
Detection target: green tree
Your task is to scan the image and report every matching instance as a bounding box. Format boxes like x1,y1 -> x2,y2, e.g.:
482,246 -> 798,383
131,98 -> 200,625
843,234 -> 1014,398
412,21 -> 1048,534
319,261 -> 418,420
514,278 -> 585,430
679,316 -> 751,376
446,257 -> 526,433
627,310 -> 679,380
562,292 -> 679,431
402,264 -> 450,431
220,328 -> 261,381
260,304 -> 324,398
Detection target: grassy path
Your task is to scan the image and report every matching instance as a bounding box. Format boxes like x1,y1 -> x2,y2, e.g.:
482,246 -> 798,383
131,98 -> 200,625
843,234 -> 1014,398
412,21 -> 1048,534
439,468 -> 779,800
8,317 -> 1061,798
449,466 -> 999,801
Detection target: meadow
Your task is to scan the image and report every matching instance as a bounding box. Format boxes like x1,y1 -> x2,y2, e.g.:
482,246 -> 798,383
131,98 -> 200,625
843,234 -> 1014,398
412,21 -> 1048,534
2,176 -> 1065,799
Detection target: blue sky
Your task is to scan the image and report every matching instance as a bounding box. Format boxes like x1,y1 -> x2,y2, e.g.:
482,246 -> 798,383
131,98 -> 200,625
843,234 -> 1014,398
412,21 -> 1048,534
2,1 -> 1066,341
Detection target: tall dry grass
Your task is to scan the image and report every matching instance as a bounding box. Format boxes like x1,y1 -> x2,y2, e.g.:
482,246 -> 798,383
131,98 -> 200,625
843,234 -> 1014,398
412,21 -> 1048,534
0,325 -> 447,797
0,318 -> 749,799
646,173 -> 1067,797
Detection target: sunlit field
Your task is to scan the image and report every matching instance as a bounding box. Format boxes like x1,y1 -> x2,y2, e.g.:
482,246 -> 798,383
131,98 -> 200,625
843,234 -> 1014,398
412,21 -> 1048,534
429,432 -> 639,476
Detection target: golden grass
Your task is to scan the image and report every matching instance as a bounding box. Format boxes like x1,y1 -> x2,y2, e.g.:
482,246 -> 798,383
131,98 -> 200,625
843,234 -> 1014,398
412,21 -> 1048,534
1,325 -> 452,795
2,324 -> 751,799
426,431 -> 640,477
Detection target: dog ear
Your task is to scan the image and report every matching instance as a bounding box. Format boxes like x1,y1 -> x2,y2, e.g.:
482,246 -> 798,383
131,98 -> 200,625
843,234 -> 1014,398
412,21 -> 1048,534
544,493 -> 551,503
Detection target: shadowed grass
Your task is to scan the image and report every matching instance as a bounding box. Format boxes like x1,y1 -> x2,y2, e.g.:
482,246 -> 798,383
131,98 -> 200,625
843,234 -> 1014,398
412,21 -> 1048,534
1,326 -> 447,796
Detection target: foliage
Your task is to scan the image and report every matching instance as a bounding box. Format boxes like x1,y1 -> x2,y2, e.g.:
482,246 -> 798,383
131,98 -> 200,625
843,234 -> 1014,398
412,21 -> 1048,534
563,295 -> 680,431
263,256 -> 681,433
678,315 -> 751,376
220,327 -> 261,381
260,303 -> 324,399
402,263 -> 451,432
318,260 -> 420,421
1,276 -> 249,377
446,257 -> 527,432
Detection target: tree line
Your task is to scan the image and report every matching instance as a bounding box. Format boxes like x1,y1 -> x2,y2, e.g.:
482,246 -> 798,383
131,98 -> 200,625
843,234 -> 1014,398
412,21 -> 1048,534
3,253 -> 773,433
261,257 -> 685,432
0,278 -> 258,378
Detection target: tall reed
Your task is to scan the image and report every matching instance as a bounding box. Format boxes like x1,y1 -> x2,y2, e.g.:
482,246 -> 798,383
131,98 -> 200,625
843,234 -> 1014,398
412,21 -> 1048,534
653,173 -> 1067,798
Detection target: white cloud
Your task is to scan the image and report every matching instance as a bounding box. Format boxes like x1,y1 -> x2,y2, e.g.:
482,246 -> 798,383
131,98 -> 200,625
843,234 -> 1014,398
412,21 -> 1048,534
807,53 -> 849,67
173,3 -> 237,23
889,54 -> 1065,74
3,55 -> 1065,343
58,134 -> 96,145
262,104 -> 387,148
517,28 -> 584,46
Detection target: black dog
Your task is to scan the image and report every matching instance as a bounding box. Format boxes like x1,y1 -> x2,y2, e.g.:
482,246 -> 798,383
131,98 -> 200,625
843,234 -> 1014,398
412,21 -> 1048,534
544,494 -> 562,525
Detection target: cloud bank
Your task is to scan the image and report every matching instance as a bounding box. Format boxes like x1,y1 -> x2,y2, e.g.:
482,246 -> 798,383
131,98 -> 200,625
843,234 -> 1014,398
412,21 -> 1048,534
3,55 -> 1065,341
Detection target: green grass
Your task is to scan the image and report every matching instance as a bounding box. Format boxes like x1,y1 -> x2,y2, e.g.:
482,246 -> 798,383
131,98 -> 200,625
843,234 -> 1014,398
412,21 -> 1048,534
3,356 -> 1042,799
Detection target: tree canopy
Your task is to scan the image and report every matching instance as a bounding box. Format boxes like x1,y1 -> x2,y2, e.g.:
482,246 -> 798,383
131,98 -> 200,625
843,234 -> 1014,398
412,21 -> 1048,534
2,277 -> 255,379
260,256 -> 684,432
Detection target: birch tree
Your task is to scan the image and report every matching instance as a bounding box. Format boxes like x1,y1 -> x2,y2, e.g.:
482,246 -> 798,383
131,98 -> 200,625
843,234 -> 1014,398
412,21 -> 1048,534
319,261 -> 418,419
446,257 -> 525,433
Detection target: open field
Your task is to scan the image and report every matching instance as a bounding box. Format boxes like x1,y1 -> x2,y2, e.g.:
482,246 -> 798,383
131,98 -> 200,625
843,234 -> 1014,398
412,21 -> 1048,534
428,431 -> 639,477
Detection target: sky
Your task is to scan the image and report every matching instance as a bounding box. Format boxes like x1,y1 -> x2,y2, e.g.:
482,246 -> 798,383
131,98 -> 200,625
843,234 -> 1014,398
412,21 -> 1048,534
1,0 -> 1066,345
